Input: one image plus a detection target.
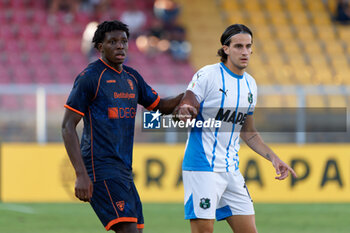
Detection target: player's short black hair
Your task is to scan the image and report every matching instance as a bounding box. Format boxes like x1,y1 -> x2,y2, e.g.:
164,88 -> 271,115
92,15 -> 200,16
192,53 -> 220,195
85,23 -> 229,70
92,20 -> 130,49
217,24 -> 253,62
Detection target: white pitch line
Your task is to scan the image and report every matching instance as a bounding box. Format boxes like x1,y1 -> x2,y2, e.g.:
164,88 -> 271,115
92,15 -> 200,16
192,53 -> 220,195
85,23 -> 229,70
0,204 -> 36,214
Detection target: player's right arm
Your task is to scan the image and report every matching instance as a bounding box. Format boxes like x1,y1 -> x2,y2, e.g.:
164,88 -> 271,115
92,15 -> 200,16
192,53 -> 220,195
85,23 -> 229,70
61,109 -> 93,202
173,90 -> 200,121
154,93 -> 185,115
173,67 -> 211,121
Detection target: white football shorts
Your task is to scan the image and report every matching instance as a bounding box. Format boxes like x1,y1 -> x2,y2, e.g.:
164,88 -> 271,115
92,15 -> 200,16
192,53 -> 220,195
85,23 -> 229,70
183,170 -> 255,220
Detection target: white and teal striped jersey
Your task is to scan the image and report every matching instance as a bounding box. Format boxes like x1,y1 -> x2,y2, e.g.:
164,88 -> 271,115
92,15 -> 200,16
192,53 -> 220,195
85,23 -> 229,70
183,62 -> 258,173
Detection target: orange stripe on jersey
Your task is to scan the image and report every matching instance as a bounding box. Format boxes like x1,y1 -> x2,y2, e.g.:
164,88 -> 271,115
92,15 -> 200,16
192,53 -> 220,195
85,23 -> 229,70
104,180 -> 119,217
64,104 -> 85,116
105,217 -> 138,231
137,224 -> 145,229
99,58 -> 122,74
92,68 -> 106,101
88,108 -> 96,182
123,70 -> 139,85
146,96 -> 160,111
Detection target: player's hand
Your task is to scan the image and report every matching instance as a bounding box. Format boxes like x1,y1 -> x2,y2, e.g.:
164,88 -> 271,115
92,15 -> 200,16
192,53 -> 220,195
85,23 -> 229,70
75,173 -> 93,202
173,104 -> 198,122
272,156 -> 297,180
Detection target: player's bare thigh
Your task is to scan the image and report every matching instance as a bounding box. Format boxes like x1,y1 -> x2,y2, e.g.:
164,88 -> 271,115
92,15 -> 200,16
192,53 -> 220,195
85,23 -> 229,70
110,222 -> 141,233
190,219 -> 215,233
226,215 -> 257,233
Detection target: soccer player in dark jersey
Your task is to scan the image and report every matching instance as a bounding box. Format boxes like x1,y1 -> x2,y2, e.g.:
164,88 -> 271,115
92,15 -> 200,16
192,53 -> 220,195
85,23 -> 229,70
61,20 -> 183,233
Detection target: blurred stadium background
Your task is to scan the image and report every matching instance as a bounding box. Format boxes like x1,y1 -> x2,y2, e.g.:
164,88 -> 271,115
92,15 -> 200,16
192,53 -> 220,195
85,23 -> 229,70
1,0 -> 350,232
0,0 -> 349,143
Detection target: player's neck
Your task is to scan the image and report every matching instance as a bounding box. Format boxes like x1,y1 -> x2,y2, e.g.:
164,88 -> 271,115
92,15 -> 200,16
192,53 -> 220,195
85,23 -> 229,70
101,57 -> 123,72
224,61 -> 245,76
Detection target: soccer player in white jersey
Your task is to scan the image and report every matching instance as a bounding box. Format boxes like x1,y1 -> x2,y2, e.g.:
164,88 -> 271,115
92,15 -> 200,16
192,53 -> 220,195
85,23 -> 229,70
174,24 -> 297,233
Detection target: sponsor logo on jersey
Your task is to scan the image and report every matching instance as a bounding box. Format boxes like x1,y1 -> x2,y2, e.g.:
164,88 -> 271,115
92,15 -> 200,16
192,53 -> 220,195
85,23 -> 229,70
219,88 -> 228,96
196,71 -> 203,79
107,80 -> 116,83
199,198 -> 211,209
190,71 -> 204,89
108,107 -> 136,119
215,108 -> 248,125
114,92 -> 135,99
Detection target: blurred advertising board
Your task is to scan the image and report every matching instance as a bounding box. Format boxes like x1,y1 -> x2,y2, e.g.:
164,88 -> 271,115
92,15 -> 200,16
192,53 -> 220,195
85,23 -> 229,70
1,144 -> 349,202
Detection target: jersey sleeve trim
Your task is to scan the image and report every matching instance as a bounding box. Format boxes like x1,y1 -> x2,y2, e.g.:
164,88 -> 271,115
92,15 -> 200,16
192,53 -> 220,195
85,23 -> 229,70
146,96 -> 160,111
64,104 -> 85,116
99,58 -> 123,74
92,68 -> 107,101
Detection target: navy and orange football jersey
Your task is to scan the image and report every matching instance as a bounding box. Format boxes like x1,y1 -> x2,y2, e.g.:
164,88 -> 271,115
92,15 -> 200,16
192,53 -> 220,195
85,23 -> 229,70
65,59 -> 159,182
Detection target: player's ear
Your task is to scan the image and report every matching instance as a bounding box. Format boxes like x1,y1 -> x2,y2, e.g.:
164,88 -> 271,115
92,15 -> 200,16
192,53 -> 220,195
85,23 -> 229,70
97,43 -> 103,52
223,45 -> 229,55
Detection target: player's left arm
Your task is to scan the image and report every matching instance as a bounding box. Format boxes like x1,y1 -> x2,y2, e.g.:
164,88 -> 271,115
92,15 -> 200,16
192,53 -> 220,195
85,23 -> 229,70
154,93 -> 185,115
240,115 -> 297,180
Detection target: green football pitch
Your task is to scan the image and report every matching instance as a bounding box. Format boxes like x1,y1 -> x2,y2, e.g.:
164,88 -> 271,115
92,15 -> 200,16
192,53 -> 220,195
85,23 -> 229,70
0,203 -> 349,233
